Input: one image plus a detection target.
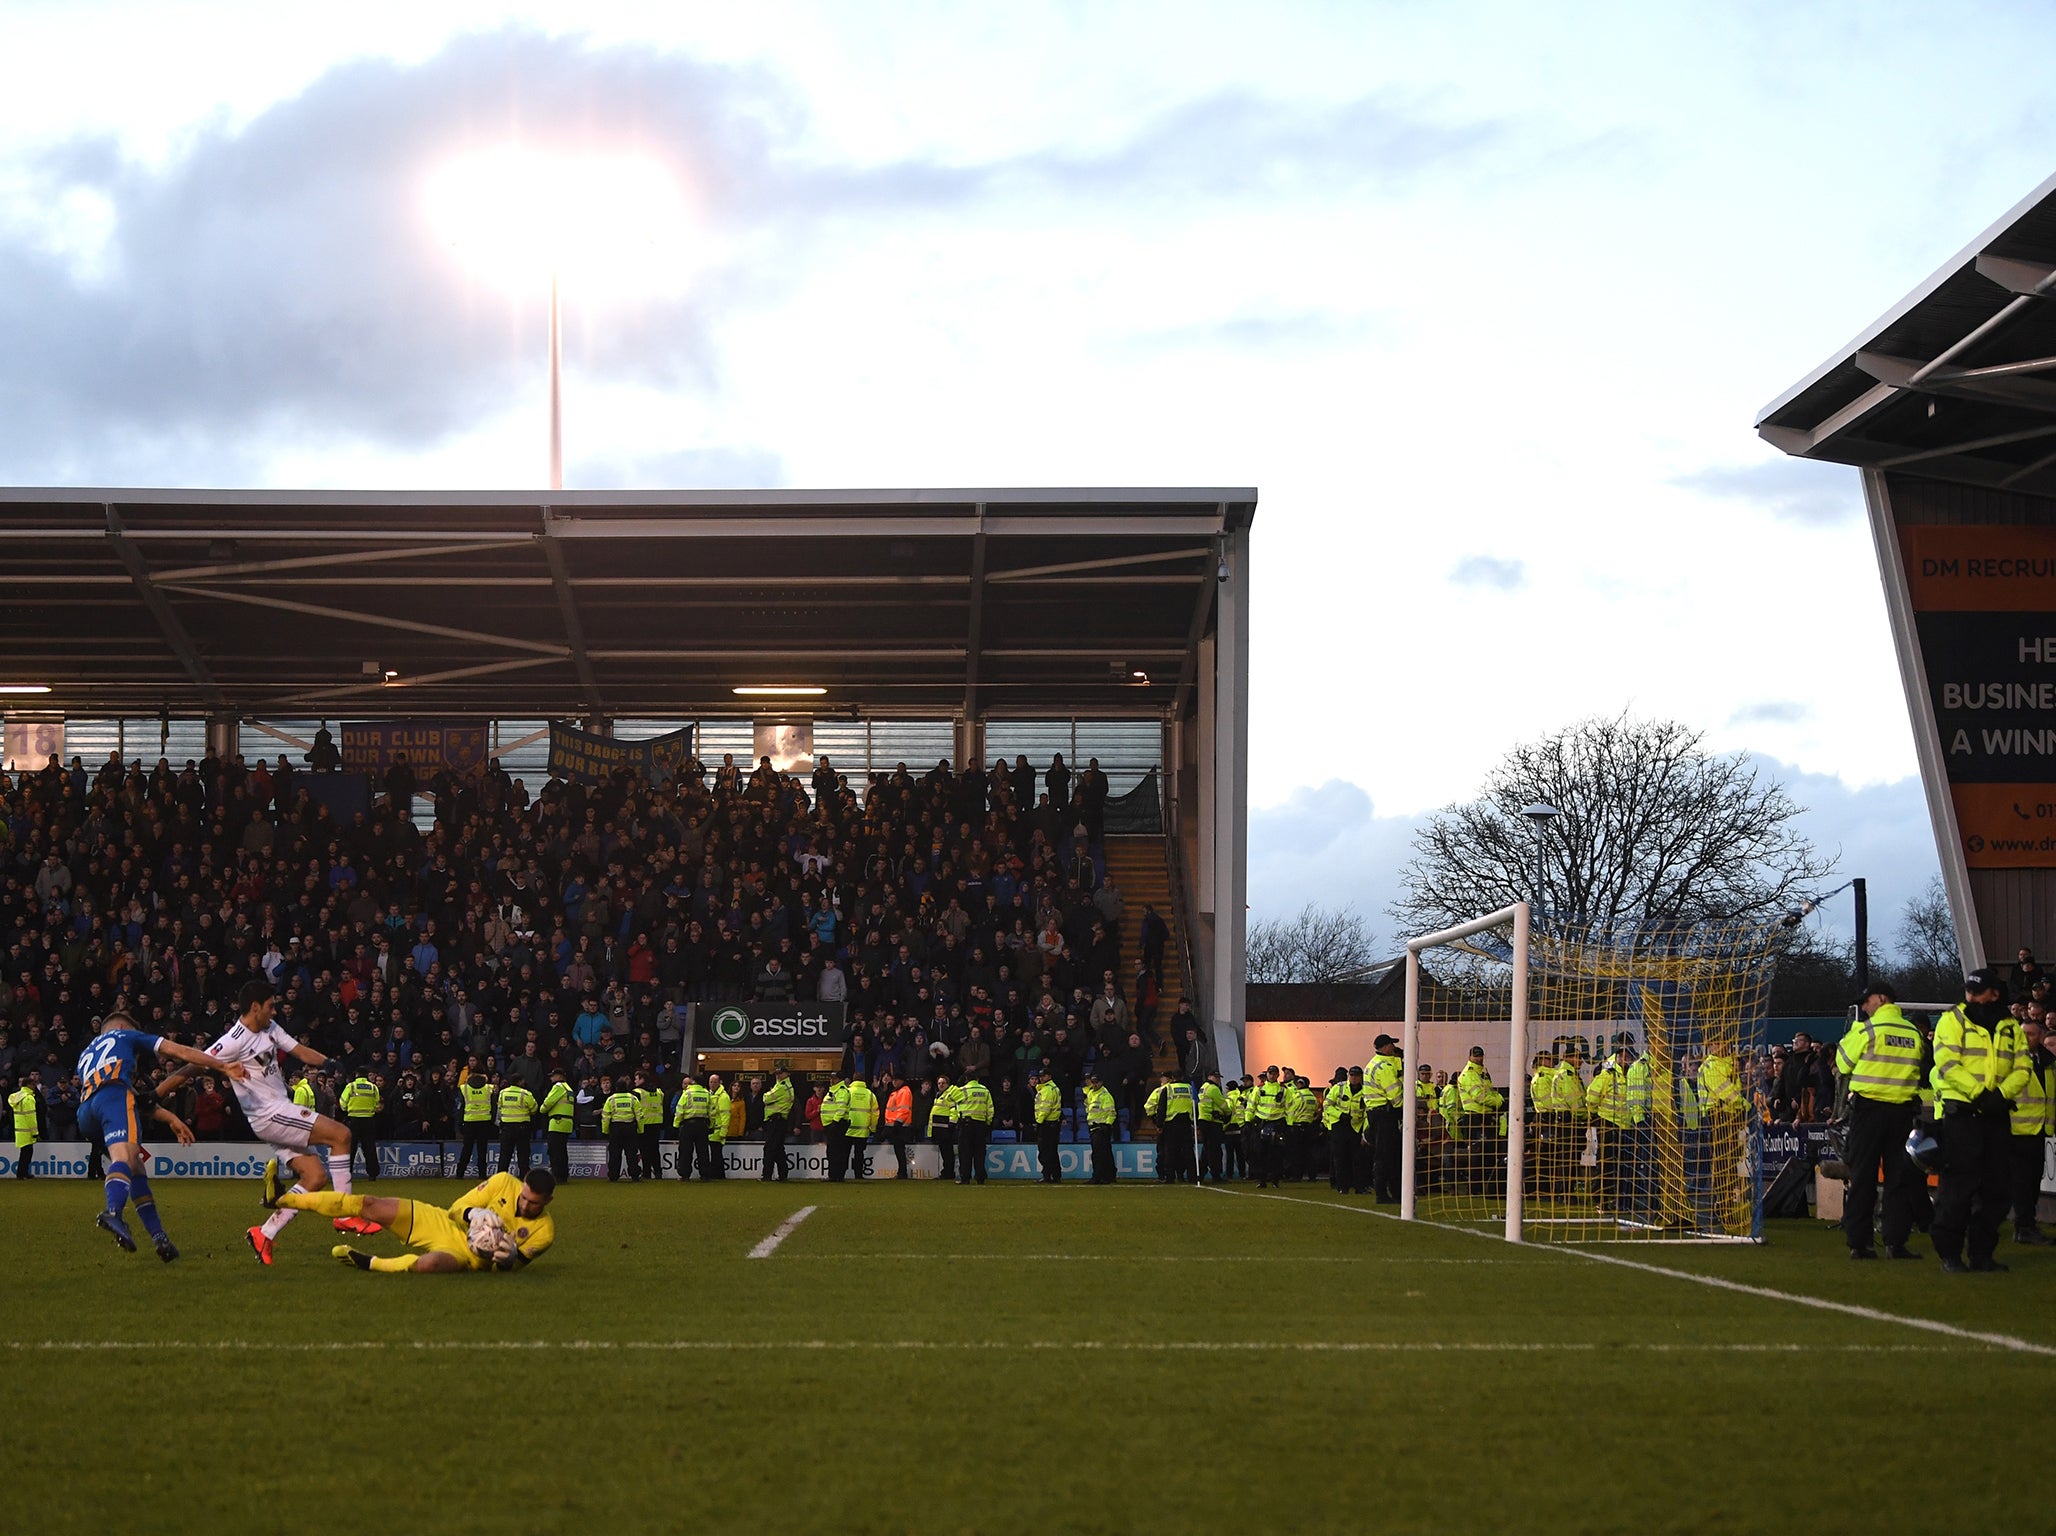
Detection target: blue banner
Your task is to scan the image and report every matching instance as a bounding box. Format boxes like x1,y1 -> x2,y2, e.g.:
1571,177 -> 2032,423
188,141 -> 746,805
341,720 -> 489,777
981,1140 -> 1159,1180
548,723 -> 695,785
1760,1121 -> 1813,1184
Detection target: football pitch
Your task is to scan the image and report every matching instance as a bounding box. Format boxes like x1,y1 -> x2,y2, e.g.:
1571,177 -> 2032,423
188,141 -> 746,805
5,1178 -> 2052,1535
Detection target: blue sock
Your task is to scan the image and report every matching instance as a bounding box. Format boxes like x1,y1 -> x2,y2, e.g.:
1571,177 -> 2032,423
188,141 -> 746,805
129,1171 -> 166,1239
104,1161 -> 131,1219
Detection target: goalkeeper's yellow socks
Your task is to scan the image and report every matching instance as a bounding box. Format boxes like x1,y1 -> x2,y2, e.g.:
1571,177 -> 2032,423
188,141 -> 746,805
281,1191 -> 363,1217
368,1255 -> 419,1274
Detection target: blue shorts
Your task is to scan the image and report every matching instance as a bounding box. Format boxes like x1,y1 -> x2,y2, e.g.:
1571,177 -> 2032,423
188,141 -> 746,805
76,1088 -> 140,1153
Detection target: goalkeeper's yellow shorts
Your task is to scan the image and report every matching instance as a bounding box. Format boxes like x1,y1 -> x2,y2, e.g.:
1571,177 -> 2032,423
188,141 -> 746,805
394,1201 -> 486,1270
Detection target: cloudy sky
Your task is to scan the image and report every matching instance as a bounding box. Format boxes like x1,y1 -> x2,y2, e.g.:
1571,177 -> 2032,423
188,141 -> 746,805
7,0 -> 2053,947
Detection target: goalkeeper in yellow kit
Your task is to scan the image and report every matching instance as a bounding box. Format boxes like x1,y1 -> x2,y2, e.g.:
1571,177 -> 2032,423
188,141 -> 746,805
264,1165 -> 556,1273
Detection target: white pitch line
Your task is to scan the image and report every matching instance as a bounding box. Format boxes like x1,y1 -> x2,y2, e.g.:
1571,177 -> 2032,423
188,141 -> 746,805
0,1339 -> 1987,1354
1199,1185 -> 2056,1359
780,1254 -> 1519,1264
746,1204 -> 817,1259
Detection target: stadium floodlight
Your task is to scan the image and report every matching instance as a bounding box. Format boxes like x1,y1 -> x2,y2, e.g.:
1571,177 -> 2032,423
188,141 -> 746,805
1520,802 -> 1559,918
423,144 -> 690,490
732,685 -> 826,696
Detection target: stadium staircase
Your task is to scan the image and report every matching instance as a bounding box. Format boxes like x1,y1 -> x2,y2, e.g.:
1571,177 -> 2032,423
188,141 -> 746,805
1103,836 -> 1189,1077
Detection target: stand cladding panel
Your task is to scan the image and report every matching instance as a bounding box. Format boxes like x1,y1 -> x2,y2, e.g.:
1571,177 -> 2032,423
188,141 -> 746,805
1878,471 -> 2056,960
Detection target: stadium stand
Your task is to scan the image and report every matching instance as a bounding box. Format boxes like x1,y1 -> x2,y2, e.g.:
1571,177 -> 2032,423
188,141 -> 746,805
0,743 -> 1191,1147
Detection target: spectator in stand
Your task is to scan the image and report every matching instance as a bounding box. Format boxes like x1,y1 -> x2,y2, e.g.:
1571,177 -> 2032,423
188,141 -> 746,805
1140,904 -> 1169,988
1165,996 -> 1199,1050
1090,978 -> 1131,1048
2005,946 -> 2036,989
306,725 -> 341,772
1111,1031 -> 1151,1139
1045,754 -> 1070,815
802,1081 -> 825,1143
1770,1033 -> 1837,1123
509,1039 -> 547,1097
1132,959 -> 1159,1036
957,1024 -> 993,1085
385,752 -> 417,821
1093,870 -> 1123,932
755,954 -> 795,1002
189,1077 -> 231,1139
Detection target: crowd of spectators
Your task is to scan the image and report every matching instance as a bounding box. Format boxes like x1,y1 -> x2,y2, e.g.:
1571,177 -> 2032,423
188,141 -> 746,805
0,741 -> 1195,1149
1745,954 -> 2051,1124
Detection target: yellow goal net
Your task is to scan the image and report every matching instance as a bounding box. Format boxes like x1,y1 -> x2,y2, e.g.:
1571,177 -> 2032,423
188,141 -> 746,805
1401,903 -> 1778,1243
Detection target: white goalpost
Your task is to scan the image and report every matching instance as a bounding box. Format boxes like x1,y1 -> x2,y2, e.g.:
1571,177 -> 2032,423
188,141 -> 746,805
1399,902 -> 1530,1240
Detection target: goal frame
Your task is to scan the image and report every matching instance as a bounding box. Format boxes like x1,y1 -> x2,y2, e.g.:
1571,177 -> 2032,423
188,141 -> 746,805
1399,902 -> 1530,1241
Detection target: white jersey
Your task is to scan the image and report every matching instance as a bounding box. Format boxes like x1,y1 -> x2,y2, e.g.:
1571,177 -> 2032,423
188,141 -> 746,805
207,1017 -> 300,1114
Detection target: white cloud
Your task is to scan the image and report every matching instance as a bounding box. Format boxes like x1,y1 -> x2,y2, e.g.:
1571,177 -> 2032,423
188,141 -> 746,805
1675,458 -> 1863,527
1449,555 -> 1526,591
1249,781 -> 1426,950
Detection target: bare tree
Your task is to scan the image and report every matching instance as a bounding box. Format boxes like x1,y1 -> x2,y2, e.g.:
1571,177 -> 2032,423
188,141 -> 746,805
1246,903 -> 1379,984
1393,714 -> 1834,936
1892,876 -> 1962,1000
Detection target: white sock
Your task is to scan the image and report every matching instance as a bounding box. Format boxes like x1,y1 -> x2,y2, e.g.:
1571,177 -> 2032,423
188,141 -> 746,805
328,1152 -> 354,1195
261,1189 -> 304,1239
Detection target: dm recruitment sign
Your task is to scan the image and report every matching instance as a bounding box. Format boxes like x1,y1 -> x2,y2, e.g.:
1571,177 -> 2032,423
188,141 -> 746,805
1901,524 -> 2056,868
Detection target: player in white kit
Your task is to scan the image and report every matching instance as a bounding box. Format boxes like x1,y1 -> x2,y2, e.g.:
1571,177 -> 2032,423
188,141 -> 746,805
158,979 -> 374,1263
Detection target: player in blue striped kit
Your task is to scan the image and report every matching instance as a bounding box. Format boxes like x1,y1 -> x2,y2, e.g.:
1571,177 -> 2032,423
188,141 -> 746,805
74,1013 -> 246,1261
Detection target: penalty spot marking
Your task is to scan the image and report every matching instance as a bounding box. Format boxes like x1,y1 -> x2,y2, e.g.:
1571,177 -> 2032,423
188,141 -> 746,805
1199,1185 -> 2056,1359
747,1205 -> 817,1259
0,1339 -> 1992,1355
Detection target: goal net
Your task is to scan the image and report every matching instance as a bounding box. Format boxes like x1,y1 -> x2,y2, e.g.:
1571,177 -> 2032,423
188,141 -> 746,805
1399,903 -> 1778,1244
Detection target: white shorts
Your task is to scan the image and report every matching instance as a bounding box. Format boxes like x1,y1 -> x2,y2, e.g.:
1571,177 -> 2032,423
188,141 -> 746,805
246,1100 -> 322,1161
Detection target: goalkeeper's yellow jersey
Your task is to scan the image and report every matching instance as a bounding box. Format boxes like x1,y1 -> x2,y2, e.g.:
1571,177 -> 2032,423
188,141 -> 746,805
448,1172 -> 556,1269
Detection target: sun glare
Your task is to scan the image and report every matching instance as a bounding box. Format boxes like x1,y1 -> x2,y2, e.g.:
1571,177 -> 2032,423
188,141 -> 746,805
424,144 -> 690,295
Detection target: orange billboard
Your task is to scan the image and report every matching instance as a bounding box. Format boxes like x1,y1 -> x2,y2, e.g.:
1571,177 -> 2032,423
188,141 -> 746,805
1899,524 -> 2056,869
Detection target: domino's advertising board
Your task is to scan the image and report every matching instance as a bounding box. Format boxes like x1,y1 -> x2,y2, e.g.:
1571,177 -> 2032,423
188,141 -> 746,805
0,1142 -> 276,1179
6,1136 -> 1176,1184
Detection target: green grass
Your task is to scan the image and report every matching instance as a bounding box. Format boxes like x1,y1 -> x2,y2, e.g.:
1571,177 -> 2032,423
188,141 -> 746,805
4,1176 -> 2052,1535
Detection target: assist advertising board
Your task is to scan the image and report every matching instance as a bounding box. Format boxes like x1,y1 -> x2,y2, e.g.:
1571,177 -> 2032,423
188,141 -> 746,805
693,1001 -> 845,1052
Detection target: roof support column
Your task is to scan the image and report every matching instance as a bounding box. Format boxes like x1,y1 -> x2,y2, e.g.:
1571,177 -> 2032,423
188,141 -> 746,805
1863,470 -> 1984,968
962,508 -> 988,751
1209,522 -> 1250,1078
106,505 -> 224,709
541,509 -> 605,721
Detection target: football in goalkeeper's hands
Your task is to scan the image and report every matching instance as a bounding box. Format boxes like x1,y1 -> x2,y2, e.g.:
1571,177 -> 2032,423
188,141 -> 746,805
465,1208 -> 507,1257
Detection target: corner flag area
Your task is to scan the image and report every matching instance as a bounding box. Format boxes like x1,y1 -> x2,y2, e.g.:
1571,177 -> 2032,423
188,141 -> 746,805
7,1181 -> 2051,1534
